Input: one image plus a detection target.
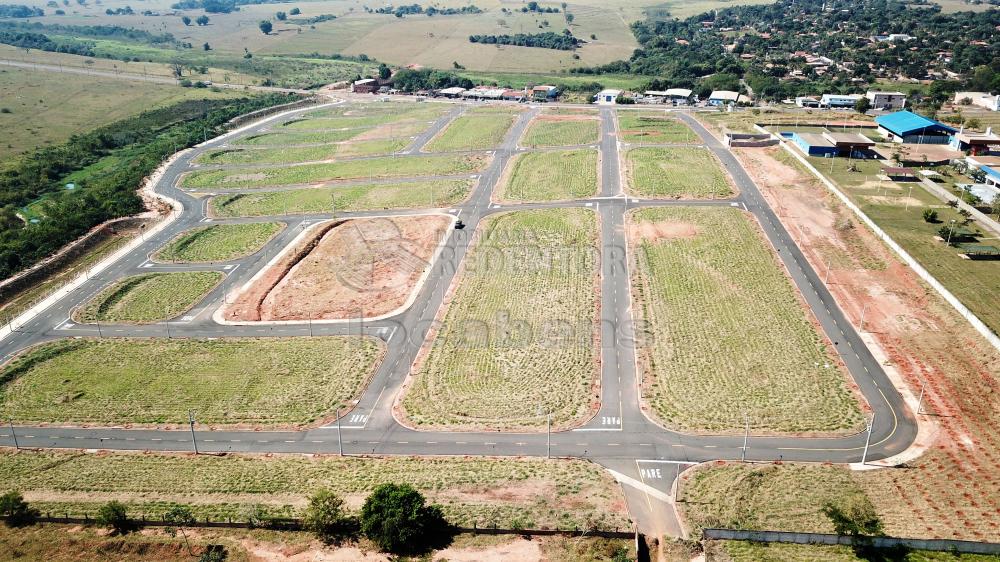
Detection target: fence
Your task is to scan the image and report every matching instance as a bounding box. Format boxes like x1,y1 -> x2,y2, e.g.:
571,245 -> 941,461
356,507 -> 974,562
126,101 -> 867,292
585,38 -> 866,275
703,528 -> 1000,555
225,96 -> 321,128
724,132 -> 779,148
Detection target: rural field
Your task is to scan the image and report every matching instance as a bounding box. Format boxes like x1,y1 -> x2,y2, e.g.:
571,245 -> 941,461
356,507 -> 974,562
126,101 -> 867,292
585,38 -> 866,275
154,223 -> 283,262
629,207 -> 864,433
425,108 -> 520,152
210,180 -> 473,217
181,153 -> 489,188
400,208 -> 599,431
617,112 -> 700,144
521,115 -> 600,147
225,216 -> 451,321
74,271 -> 222,324
0,337 -> 382,425
499,149 -> 599,202
627,147 -> 734,198
197,138 -> 409,164
0,450 -> 629,530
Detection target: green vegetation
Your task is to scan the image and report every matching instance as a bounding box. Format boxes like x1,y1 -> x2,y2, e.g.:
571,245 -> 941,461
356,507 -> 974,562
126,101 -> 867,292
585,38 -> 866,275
199,138 -> 409,164
76,271 -> 222,324
154,223 -> 282,262
235,129 -> 363,147
0,337 -> 382,425
712,541 -> 1000,562
521,117 -> 600,147
617,113 -> 698,143
211,180 -> 473,217
425,111 -> 518,152
501,149 -> 598,202
303,489 -> 352,543
182,153 -> 488,188
402,208 -> 599,431
0,450 -> 628,529
626,147 -> 733,198
631,207 -> 863,433
360,483 -> 449,554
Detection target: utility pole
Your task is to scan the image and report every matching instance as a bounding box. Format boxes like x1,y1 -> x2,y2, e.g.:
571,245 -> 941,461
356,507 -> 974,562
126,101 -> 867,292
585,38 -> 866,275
308,313 -> 313,337
337,407 -> 343,456
546,411 -> 551,459
860,412 -> 875,465
859,303 -> 869,332
189,410 -> 199,454
824,259 -> 832,285
9,419 -> 18,450
741,413 -> 750,462
96,319 -> 103,339
916,381 -> 925,415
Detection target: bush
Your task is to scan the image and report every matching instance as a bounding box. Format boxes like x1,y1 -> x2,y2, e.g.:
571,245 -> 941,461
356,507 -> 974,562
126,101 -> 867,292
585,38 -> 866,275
303,489 -> 353,543
360,484 -> 451,554
822,495 -> 883,537
922,209 -> 938,222
0,491 -> 38,527
97,501 -> 132,534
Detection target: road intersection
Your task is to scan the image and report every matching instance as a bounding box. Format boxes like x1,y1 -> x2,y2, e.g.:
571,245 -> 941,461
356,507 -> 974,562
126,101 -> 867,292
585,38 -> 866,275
0,98 -> 918,536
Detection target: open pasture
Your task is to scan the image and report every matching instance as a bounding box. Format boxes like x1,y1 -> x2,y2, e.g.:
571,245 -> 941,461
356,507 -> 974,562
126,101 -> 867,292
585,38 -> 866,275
0,337 -> 382,426
425,109 -> 519,152
500,149 -> 598,202
629,207 -> 864,433
626,147 -> 734,198
74,271 -> 222,324
521,116 -> 600,147
400,208 -> 599,431
154,223 -> 282,262
211,180 -> 473,217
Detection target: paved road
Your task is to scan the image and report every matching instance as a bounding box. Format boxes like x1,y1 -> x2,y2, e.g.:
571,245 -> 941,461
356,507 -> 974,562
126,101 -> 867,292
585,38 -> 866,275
0,99 -> 917,537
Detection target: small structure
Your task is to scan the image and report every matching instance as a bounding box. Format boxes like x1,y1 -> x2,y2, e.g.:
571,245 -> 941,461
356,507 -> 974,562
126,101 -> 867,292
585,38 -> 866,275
594,89 -> 622,105
502,89 -> 526,102
953,92 -> 1000,112
351,78 -> 379,94
789,131 -> 875,158
790,132 -> 838,157
795,96 -> 821,108
875,110 -> 957,144
982,164 -> 1000,188
531,85 -> 558,101
949,129 -> 1000,155
708,90 -> 743,106
462,86 -> 506,100
883,166 -> 918,180
957,243 -> 1000,260
664,88 -> 694,104
866,90 -> 907,111
437,86 -> 466,98
958,183 -> 1000,204
820,93 -> 862,109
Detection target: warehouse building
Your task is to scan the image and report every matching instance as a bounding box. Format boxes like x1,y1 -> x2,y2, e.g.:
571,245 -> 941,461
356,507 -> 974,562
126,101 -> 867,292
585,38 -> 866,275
789,130 -> 876,158
875,111 -> 957,144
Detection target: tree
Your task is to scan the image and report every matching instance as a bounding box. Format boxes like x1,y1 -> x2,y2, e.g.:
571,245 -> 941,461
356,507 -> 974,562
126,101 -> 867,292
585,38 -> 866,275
203,42 -> 211,51
0,491 -> 38,527
181,15 -> 191,25
922,209 -> 938,223
822,496 -> 883,537
378,63 -> 391,79
303,489 -> 352,543
97,501 -> 132,535
854,96 -> 870,114
170,61 -> 185,78
196,14 -> 209,25
164,505 -> 196,554
275,10 -> 286,20
360,484 -> 450,554
258,20 -> 272,34
289,6 -> 299,14
565,12 -> 574,23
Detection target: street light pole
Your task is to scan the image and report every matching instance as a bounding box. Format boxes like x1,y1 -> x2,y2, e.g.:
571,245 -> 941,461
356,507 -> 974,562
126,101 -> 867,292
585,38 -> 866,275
860,412 -> 875,465
860,303 -> 869,332
546,411 -> 551,459
9,419 -> 18,450
741,413 -> 750,462
916,381 -> 926,415
188,410 -> 199,455
337,407 -> 343,456
824,259 -> 832,285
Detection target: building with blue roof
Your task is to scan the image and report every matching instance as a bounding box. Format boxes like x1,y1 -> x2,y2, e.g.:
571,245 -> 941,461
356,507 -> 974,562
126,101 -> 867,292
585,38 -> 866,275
875,110 -> 957,144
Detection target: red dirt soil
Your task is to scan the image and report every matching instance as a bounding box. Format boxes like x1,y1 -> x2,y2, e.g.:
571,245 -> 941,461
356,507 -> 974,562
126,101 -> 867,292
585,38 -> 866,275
225,215 -> 450,321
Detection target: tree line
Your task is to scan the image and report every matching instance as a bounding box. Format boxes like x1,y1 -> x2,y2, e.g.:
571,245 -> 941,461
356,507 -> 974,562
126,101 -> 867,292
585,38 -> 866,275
468,30 -> 580,50
0,21 -> 178,45
0,4 -> 44,18
368,3 -> 482,17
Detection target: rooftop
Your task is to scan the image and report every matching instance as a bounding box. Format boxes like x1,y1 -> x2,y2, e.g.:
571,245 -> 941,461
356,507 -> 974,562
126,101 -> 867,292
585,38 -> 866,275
823,132 -> 876,147
875,110 -> 957,136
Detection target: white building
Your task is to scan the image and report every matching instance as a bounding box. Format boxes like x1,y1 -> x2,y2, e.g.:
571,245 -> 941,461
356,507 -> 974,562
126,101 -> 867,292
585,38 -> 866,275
866,90 -> 907,111
820,93 -> 862,109
594,89 -> 622,105
708,90 -> 743,106
795,96 -> 821,108
954,92 -> 1000,112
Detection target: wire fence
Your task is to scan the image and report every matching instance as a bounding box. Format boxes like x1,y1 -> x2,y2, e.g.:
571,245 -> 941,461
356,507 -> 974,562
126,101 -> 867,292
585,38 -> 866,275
703,528 -> 1000,555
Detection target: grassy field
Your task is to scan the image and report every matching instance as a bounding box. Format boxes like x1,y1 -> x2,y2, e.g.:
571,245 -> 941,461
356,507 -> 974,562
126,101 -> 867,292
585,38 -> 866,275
234,129 -> 364,147
198,138 -> 409,164
211,180 -> 473,217
0,450 -> 629,530
0,337 -> 382,425
708,541 -> 1000,562
0,66 -> 239,161
617,112 -> 699,144
521,117 -> 600,147
75,272 -> 222,324
626,147 -> 734,198
500,149 -> 598,202
154,223 -> 282,262
425,110 -> 519,152
630,207 -> 864,433
808,157 -> 1000,334
401,208 -> 599,431
181,153 -> 489,188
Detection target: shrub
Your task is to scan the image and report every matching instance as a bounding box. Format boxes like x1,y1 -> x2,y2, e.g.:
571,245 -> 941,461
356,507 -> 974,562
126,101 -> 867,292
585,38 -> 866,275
922,209 -> 938,222
303,489 -> 353,543
0,491 -> 38,527
97,501 -> 132,534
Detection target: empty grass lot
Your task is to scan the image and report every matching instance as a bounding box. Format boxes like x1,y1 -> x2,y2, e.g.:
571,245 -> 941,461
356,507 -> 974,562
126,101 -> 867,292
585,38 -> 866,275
630,208 -> 863,433
425,110 -> 519,152
197,139 -> 409,164
708,542 -> 999,562
154,223 -> 282,262
401,208 -> 599,431
75,272 -> 222,324
235,129 -> 362,146
0,451 -> 629,530
500,149 -> 599,202
181,153 -> 489,189
627,147 -> 734,198
617,113 -> 699,144
0,337 -> 382,425
211,180 -> 473,217
521,117 -> 600,147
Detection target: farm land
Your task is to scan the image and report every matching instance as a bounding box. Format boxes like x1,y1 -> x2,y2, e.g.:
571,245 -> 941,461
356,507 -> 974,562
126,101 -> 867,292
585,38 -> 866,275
521,114 -> 600,147
74,271 -> 222,324
0,337 -> 382,426
617,112 -> 700,144
425,108 -> 520,152
180,153 -> 489,189
224,215 -> 451,321
210,180 -> 473,217
400,208 -> 600,432
154,223 -> 283,263
629,207 -> 864,433
626,147 -> 734,198
727,144 -> 1000,541
500,149 -> 599,202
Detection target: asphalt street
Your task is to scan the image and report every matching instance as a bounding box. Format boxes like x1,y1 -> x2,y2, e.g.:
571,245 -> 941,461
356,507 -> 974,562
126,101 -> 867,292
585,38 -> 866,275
0,98 -> 918,536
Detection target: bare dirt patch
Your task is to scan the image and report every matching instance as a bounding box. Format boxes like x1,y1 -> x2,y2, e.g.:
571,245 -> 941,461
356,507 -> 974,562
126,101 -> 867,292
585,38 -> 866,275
435,537 -> 541,561
627,220 -> 700,243
225,215 -> 451,321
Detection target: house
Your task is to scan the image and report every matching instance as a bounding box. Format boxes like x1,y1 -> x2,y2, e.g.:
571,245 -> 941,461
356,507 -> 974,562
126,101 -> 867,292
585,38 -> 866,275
795,96 -> 821,108
820,93 -> 862,109
953,92 -> 1000,112
949,129 -> 1000,155
865,90 -> 907,111
351,78 -> 379,94
873,33 -> 915,42
437,86 -> 466,98
532,85 -> 558,101
594,89 -> 622,105
708,90 -> 743,106
875,110 -> 957,144
502,89 -> 526,102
